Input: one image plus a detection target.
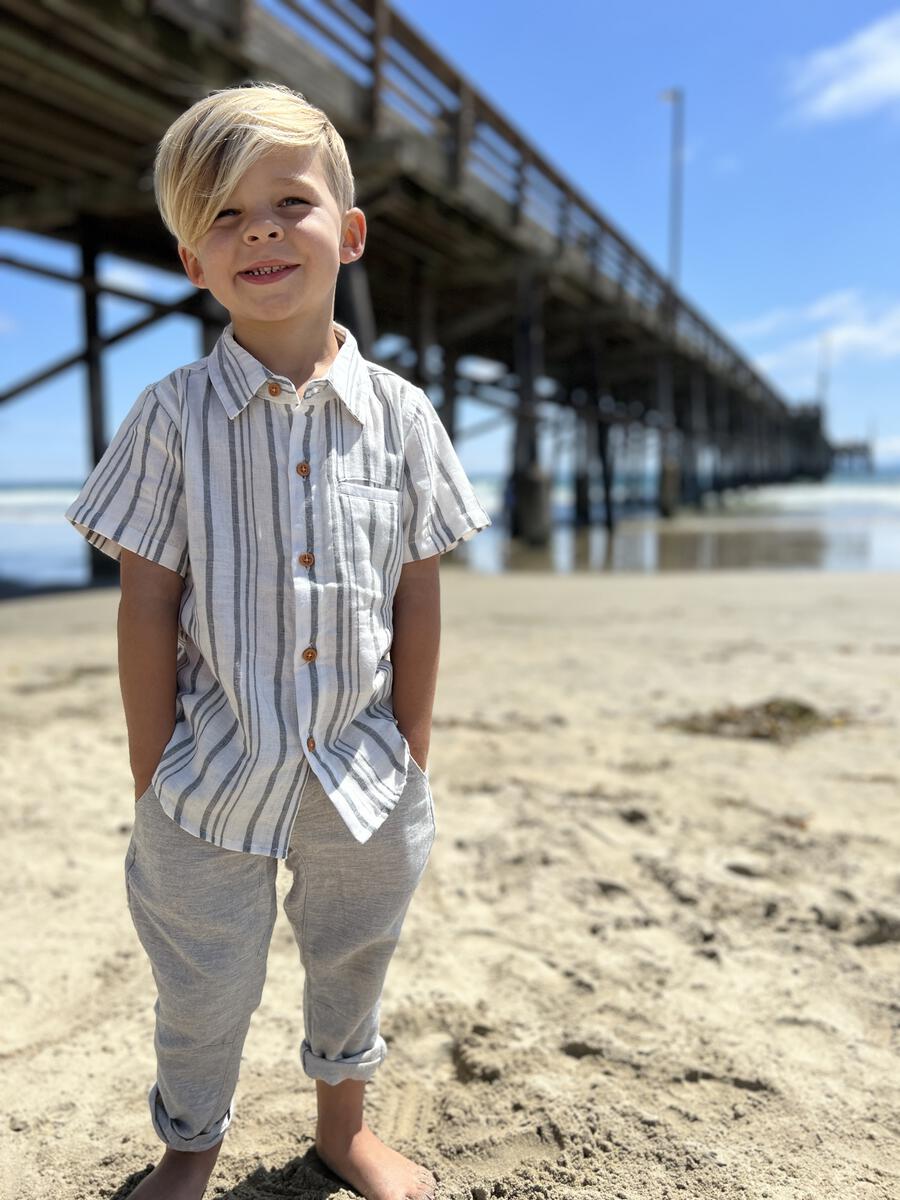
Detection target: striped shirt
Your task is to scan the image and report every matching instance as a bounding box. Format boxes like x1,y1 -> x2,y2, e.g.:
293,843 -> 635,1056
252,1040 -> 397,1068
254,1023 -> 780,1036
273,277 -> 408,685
65,320 -> 491,857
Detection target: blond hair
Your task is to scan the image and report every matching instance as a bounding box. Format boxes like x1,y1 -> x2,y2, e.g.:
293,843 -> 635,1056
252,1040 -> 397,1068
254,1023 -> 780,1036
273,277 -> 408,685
154,81 -> 355,252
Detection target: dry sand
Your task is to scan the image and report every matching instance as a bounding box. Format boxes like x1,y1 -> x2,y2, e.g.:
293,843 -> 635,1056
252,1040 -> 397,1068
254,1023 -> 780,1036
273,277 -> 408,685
1,569 -> 899,1200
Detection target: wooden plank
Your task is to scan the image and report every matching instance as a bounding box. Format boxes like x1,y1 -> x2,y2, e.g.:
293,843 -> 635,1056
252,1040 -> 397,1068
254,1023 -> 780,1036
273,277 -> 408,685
0,162 -> 47,188
2,0 -> 200,90
146,0 -> 242,41
0,23 -> 179,133
1,141 -> 88,183
0,91 -> 140,177
0,174 -> 156,230
0,62 -> 158,156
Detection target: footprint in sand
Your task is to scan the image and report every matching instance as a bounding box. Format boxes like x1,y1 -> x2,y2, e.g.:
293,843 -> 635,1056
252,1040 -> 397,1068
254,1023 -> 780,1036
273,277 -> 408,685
0,977 -> 31,1007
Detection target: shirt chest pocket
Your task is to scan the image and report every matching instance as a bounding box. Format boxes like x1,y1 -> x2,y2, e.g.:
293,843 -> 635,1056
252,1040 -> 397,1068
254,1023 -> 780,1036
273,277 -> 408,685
334,415 -> 403,501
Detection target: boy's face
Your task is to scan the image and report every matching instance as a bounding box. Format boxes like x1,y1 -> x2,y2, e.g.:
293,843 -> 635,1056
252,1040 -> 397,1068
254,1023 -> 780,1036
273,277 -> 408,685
177,144 -> 365,331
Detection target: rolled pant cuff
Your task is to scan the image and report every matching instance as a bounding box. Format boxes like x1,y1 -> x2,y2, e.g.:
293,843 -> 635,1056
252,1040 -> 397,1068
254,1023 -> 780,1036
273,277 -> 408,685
300,1035 -> 387,1084
148,1082 -> 232,1152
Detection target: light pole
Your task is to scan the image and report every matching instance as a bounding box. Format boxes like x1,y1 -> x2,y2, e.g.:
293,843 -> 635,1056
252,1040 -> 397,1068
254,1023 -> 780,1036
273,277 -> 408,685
657,87 -> 685,516
660,87 -> 684,292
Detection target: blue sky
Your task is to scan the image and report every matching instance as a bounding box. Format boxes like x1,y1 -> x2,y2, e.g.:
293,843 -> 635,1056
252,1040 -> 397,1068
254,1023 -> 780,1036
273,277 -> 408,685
2,0 -> 899,483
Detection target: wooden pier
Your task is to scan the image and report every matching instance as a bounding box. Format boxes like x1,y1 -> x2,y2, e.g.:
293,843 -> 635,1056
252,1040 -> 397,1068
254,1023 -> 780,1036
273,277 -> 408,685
830,440 -> 875,474
0,0 -> 833,580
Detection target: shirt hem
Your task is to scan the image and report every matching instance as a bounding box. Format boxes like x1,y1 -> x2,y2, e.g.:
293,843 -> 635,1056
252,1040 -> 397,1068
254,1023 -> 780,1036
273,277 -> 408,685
154,792 -> 288,858
65,510 -> 188,577
402,510 -> 492,563
153,786 -> 379,856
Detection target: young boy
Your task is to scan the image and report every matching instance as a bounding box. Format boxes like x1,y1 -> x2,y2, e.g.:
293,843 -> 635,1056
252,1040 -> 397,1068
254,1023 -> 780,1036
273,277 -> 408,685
64,81 -> 491,1200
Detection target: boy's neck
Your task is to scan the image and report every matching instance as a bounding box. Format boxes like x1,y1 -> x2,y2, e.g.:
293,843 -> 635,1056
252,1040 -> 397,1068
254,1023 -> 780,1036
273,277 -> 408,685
231,309 -> 343,394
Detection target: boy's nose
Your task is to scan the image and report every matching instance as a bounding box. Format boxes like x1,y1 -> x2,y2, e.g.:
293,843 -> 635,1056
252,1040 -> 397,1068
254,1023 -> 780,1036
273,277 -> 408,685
242,216 -> 285,239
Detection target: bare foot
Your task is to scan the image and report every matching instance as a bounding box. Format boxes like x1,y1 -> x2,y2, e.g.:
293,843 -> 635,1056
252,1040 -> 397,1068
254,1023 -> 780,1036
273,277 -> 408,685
127,1142 -> 223,1199
315,1120 -> 437,1200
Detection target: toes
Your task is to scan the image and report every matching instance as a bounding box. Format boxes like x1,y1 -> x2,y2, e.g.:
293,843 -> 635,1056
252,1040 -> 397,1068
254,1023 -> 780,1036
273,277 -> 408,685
409,1172 -> 436,1200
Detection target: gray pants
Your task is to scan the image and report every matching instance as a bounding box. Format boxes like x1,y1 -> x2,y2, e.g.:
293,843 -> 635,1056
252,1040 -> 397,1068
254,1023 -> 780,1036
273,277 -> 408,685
124,754 -> 435,1152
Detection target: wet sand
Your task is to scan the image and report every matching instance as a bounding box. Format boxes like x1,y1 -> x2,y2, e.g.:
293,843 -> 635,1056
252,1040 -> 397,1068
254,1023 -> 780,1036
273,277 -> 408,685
1,570 -> 899,1199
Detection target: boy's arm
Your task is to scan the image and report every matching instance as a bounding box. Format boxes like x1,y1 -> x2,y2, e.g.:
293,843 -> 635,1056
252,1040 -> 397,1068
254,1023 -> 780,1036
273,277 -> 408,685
118,549 -> 185,800
390,555 -> 441,771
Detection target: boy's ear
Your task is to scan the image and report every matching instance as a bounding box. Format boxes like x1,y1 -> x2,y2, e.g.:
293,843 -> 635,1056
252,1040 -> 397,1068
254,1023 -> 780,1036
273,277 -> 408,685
178,243 -> 206,288
339,208 -> 366,265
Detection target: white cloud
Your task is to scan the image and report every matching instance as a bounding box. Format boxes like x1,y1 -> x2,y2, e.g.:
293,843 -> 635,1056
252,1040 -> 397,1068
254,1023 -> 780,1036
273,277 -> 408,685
0,310 -> 17,335
729,289 -> 863,340
786,10 -> 900,123
729,289 -> 900,396
804,290 -> 867,324
755,301 -> 900,373
729,303 -> 800,341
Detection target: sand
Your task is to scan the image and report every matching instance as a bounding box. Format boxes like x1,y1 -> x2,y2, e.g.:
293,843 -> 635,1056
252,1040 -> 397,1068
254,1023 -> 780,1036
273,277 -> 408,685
1,569 -> 898,1200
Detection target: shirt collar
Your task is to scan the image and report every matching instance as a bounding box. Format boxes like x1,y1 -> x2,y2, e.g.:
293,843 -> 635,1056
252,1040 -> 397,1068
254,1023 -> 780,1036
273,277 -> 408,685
207,319 -> 371,426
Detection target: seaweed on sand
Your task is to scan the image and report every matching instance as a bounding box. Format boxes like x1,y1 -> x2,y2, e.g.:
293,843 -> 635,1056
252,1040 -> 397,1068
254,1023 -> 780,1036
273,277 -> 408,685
661,697 -> 852,744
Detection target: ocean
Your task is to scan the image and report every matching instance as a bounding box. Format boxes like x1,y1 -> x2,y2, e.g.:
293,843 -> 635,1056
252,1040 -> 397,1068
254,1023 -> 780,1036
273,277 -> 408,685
1,471 -> 898,595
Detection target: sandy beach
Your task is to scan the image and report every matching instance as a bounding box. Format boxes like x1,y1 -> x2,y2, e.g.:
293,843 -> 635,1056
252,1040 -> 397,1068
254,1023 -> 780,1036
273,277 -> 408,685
1,568 -> 898,1200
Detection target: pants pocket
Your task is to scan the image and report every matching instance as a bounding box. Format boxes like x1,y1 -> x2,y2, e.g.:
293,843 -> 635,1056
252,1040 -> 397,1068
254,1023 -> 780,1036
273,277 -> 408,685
136,782 -> 156,806
405,753 -> 436,844
124,836 -> 137,880
426,785 -> 436,841
405,751 -> 430,786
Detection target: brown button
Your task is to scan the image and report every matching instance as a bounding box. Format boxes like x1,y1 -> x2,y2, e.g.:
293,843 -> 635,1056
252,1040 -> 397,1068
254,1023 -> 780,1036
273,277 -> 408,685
296,461 -> 310,476
267,382 -> 281,397
307,736 -> 316,751
302,646 -> 317,663
298,552 -> 314,567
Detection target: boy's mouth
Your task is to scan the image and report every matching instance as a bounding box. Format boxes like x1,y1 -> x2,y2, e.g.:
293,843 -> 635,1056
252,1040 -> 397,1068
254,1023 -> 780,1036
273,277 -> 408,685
238,264 -> 299,285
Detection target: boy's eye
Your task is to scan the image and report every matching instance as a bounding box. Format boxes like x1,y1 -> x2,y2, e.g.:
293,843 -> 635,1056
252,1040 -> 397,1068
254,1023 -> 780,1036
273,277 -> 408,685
214,197 -> 310,219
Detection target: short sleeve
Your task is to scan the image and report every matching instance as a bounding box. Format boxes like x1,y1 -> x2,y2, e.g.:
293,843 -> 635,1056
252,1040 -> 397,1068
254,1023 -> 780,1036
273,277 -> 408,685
400,386 -> 492,563
64,383 -> 189,577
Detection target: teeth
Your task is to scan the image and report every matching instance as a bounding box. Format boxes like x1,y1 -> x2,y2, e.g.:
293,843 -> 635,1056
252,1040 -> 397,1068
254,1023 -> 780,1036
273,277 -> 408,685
246,265 -> 289,276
